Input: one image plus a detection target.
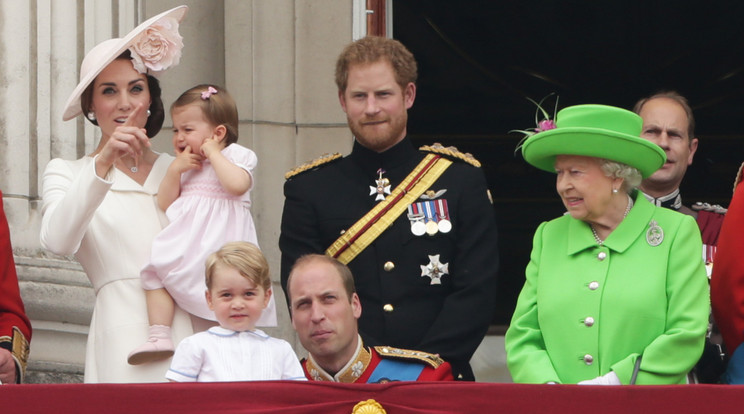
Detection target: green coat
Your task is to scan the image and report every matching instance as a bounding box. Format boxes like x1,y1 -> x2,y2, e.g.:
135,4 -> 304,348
505,192 -> 709,384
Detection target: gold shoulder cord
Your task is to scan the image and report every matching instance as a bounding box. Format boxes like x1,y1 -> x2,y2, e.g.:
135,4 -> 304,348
419,142 -> 482,168
734,161 -> 744,194
373,345 -> 446,369
285,153 -> 342,180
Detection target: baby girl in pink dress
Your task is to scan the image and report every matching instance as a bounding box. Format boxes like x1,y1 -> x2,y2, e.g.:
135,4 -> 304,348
128,84 -> 276,364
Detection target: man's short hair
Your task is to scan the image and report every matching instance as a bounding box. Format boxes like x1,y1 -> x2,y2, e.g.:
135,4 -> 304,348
633,91 -> 695,140
287,254 -> 356,303
335,36 -> 418,94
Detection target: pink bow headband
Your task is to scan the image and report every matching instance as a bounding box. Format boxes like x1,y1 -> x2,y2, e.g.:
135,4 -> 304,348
201,86 -> 218,100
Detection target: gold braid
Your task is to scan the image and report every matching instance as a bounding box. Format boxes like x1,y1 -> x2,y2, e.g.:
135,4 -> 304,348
419,142 -> 481,168
734,161 -> 744,195
285,153 -> 343,179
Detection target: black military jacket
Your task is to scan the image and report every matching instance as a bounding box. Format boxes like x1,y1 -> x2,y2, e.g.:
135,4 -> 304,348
280,137 -> 499,380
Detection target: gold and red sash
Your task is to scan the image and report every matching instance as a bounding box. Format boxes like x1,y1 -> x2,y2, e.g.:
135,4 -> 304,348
326,154 -> 452,264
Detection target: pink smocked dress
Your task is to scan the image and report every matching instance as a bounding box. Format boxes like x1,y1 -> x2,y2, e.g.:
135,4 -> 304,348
141,143 -> 276,326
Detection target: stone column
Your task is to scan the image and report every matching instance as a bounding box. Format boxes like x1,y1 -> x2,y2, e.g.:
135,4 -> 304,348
222,0 -> 354,352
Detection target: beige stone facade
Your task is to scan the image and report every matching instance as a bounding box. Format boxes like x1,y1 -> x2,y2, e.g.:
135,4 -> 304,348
1,0 -> 506,383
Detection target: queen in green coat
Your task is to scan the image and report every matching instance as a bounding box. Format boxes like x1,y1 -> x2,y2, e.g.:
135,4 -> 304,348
505,104 -> 709,385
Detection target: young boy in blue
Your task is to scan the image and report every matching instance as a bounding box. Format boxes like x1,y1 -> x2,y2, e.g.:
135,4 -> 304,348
166,242 -> 304,382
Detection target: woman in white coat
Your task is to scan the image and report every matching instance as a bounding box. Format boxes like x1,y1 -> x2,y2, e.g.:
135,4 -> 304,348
40,6 -> 193,383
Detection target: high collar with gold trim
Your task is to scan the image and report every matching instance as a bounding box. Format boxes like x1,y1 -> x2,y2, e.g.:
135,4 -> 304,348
305,335 -> 371,382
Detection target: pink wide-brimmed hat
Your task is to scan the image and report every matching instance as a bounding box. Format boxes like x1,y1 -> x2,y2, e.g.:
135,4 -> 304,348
62,5 -> 188,121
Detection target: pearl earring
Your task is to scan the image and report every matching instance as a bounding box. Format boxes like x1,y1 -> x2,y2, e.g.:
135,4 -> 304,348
87,111 -> 96,121
612,188 -> 618,194
147,109 -> 151,117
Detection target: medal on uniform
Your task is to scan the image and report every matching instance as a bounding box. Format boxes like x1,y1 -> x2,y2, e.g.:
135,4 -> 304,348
422,201 -> 439,236
425,220 -> 439,236
646,220 -> 664,246
420,254 -> 449,285
407,204 -> 426,236
369,168 -> 391,201
434,199 -> 452,233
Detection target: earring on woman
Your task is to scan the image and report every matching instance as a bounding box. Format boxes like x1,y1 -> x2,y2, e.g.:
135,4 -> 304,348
147,109 -> 151,117
87,111 -> 96,121
612,188 -> 619,194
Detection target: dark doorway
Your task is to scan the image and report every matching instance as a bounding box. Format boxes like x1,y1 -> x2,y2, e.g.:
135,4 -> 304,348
394,0 -> 744,326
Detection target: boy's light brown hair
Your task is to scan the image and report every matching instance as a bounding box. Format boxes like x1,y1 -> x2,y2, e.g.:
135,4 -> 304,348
205,242 -> 270,291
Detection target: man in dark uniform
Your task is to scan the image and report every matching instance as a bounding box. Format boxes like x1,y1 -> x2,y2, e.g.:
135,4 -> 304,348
287,254 -> 453,383
634,91 -> 725,383
279,36 -> 498,380
0,191 -> 31,384
634,91 -> 725,273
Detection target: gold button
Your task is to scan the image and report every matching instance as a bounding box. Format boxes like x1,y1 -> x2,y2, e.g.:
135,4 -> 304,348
597,252 -> 607,261
383,304 -> 394,313
384,261 -> 395,272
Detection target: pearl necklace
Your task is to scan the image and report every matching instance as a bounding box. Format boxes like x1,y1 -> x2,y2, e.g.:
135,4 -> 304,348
591,195 -> 634,246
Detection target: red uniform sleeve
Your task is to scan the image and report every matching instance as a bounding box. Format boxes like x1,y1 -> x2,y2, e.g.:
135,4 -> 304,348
697,210 -> 725,246
711,180 -> 744,354
0,191 -> 32,373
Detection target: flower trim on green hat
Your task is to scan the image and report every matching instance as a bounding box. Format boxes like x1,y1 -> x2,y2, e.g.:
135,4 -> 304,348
518,103 -> 666,178
512,94 -> 559,154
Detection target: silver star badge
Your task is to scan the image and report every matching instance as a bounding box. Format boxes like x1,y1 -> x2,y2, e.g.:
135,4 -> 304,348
420,254 -> 449,285
369,168 -> 391,201
369,179 -> 391,201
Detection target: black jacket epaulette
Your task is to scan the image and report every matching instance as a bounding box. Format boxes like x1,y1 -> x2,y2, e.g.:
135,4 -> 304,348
419,142 -> 481,168
373,345 -> 446,369
285,153 -> 343,180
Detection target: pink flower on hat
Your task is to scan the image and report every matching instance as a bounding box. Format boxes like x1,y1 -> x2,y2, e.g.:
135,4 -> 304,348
129,16 -> 184,75
511,94 -> 559,152
536,119 -> 557,132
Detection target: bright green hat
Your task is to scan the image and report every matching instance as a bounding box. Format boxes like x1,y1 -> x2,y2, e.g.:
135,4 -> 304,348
520,104 -> 666,178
